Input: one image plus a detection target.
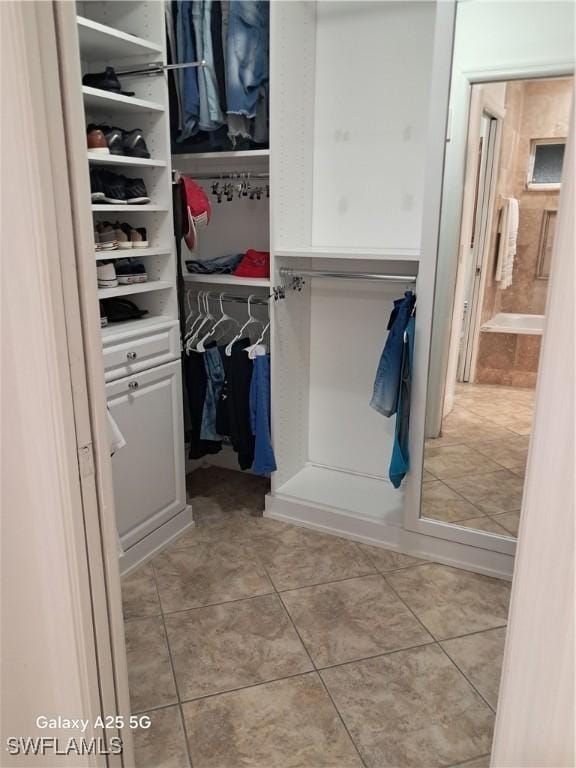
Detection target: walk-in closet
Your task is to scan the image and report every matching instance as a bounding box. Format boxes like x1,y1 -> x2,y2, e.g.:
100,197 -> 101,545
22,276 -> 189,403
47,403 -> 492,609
33,0 -> 575,765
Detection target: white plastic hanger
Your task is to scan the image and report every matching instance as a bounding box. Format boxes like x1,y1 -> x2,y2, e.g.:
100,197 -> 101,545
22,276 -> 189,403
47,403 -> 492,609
196,293 -> 239,352
185,290 -> 206,341
225,295 -> 263,357
245,320 -> 270,359
186,292 -> 214,352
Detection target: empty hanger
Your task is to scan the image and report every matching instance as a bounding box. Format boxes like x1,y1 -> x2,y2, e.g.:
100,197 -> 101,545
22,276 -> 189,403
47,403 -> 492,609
196,293 -> 239,352
245,320 -> 270,359
225,295 -> 263,357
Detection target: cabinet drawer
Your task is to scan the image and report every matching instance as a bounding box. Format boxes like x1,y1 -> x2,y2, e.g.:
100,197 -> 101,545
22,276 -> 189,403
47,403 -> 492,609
102,321 -> 179,381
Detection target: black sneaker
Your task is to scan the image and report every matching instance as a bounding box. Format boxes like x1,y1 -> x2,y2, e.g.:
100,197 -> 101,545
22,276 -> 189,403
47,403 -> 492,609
115,258 -> 148,284
100,171 -> 127,204
103,126 -> 125,155
90,168 -> 106,202
123,176 -> 150,204
122,128 -> 151,159
82,67 -> 134,96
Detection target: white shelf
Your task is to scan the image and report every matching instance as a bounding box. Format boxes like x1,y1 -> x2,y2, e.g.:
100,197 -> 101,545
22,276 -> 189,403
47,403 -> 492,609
88,153 -> 167,169
77,16 -> 162,60
95,247 -> 172,261
92,203 -> 168,213
98,280 -> 172,299
82,86 -> 164,115
173,149 -> 270,162
101,314 -> 176,338
274,246 -> 420,262
183,274 -> 270,287
275,465 -> 404,523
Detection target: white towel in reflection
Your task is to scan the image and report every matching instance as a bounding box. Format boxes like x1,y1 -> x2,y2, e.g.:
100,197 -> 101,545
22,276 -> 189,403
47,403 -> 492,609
495,197 -> 519,290
107,408 -> 126,456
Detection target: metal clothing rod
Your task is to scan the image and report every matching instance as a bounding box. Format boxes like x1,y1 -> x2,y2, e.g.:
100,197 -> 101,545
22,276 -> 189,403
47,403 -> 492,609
115,60 -> 206,77
279,268 -> 416,283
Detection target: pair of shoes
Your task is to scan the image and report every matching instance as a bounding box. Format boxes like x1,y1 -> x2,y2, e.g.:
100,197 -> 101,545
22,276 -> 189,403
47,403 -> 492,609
114,221 -> 149,249
115,258 -> 148,284
97,260 -> 148,288
94,222 -> 148,251
82,66 -> 134,96
90,169 -> 150,205
87,125 -> 151,159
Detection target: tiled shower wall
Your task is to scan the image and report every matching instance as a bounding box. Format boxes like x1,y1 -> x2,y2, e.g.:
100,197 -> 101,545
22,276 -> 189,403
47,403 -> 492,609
476,77 -> 572,387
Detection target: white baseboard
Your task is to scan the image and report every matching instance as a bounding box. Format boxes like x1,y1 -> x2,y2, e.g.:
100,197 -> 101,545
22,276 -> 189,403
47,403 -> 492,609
265,494 -> 514,581
119,504 -> 193,576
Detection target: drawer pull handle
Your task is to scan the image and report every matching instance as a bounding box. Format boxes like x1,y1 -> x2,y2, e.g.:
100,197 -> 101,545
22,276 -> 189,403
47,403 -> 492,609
127,351 -> 137,360
128,381 -> 139,390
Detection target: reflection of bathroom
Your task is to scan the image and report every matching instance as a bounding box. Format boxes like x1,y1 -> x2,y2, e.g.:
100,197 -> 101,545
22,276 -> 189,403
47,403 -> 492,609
423,75 -> 572,538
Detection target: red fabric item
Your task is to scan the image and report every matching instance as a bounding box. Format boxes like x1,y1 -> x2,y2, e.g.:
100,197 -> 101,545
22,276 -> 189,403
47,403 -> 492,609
233,249 -> 270,278
182,176 -> 211,250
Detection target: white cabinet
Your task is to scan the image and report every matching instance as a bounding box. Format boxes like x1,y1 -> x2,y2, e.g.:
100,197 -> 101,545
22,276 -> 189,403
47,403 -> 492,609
106,360 -> 187,551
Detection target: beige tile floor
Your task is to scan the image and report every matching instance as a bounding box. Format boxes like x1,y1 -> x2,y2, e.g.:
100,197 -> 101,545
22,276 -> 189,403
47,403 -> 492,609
422,383 -> 534,538
123,467 -> 511,768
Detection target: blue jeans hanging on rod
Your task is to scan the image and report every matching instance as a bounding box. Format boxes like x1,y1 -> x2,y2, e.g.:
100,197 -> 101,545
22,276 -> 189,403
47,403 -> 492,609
201,346 -> 225,441
176,0 -> 200,140
249,353 -> 276,475
389,316 -> 415,488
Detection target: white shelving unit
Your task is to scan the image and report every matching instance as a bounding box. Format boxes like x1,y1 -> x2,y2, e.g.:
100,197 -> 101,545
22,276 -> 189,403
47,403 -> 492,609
77,15 -> 162,59
97,280 -> 172,300
75,1 -> 191,571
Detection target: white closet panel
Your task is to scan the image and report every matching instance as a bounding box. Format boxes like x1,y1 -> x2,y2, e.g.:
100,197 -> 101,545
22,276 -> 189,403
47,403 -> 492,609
307,278 -> 400,477
311,1 -> 436,251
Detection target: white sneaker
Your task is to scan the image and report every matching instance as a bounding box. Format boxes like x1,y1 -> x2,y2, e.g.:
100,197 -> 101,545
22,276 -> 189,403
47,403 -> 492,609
97,262 -> 118,288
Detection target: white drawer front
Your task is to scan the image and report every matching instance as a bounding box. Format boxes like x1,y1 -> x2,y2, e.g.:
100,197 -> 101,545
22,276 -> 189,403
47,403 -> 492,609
103,322 -> 179,381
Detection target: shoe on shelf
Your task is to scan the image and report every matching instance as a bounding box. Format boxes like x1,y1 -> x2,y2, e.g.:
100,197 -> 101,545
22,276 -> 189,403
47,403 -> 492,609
90,168 -> 106,202
82,67 -> 134,97
115,258 -> 148,284
95,222 -> 118,250
122,128 -> 151,158
98,171 -> 127,205
87,126 -> 109,154
97,262 -> 118,289
123,176 -> 150,204
101,125 -> 125,156
113,221 -> 133,249
132,227 -> 148,248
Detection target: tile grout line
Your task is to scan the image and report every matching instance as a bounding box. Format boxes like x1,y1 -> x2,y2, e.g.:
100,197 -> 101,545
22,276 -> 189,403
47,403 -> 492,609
436,641 -> 498,714
150,561 -> 195,768
260,559 -> 369,768
382,574 -> 500,718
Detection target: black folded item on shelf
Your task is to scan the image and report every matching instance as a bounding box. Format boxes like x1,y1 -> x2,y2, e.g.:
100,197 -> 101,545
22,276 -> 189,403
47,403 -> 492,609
100,298 -> 148,322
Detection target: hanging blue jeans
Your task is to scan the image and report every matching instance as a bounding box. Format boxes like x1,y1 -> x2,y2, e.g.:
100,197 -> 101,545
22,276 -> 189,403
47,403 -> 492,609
176,0 -> 200,141
226,0 -> 269,119
193,1 -> 225,131
389,316 -> 415,488
201,346 -> 225,441
249,354 -> 276,475
370,291 -> 416,417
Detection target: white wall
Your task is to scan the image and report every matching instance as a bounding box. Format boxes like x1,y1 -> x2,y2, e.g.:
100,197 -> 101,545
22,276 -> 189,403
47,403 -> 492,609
426,0 -> 575,435
311,1 -> 436,252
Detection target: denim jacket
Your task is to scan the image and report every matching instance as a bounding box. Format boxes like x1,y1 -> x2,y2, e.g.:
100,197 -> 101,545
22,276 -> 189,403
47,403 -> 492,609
226,1 -> 269,119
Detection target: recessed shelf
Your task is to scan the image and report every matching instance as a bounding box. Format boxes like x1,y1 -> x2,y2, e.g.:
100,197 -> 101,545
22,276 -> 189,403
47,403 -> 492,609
274,247 -> 420,261
92,203 -> 168,213
183,274 -> 271,287
98,280 -> 172,299
95,247 -> 172,261
77,16 -> 162,60
88,153 -> 167,169
82,86 -> 164,115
